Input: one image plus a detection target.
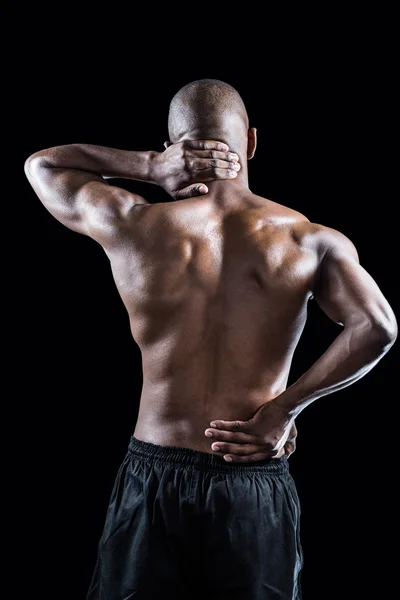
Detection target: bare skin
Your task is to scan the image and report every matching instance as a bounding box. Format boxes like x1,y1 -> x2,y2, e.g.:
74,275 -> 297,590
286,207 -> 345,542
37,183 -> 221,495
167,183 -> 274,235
25,139 -> 397,462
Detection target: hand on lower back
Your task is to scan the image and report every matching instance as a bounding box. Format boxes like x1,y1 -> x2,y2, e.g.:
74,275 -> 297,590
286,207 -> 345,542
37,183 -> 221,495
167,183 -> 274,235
205,400 -> 295,463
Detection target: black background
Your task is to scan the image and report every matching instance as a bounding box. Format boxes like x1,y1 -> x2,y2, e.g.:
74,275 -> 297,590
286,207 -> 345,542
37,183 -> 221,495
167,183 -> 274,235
19,18 -> 398,600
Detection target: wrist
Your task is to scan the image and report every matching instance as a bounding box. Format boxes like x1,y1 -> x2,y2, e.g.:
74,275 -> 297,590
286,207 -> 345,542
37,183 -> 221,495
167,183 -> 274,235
272,389 -> 304,418
148,151 -> 163,185
269,398 -> 296,419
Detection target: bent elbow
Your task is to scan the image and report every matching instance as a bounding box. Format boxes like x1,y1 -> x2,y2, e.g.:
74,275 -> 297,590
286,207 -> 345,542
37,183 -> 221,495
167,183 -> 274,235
349,313 -> 398,355
24,153 -> 50,180
370,318 -> 397,351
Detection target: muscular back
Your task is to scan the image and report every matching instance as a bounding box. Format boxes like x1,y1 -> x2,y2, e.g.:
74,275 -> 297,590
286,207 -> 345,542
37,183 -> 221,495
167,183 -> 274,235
25,127 -> 396,463
27,142 -> 394,456
106,191 -> 319,451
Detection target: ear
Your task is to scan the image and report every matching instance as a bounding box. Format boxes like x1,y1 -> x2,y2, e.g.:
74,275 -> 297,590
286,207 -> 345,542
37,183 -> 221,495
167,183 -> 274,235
164,141 -> 172,149
247,128 -> 257,160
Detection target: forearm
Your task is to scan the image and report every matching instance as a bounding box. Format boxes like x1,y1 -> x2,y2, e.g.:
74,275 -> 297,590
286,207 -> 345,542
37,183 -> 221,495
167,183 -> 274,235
274,322 -> 396,417
28,144 -> 158,181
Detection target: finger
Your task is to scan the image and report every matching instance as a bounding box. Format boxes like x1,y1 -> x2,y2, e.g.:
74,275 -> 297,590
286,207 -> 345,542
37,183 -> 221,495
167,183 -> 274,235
286,425 -> 297,445
209,419 -> 250,433
191,150 -> 239,162
198,168 -> 238,182
173,184 -> 208,200
192,158 -> 241,172
205,428 -> 255,444
284,441 -> 296,457
223,451 -> 276,463
184,140 -> 229,152
211,442 -> 263,455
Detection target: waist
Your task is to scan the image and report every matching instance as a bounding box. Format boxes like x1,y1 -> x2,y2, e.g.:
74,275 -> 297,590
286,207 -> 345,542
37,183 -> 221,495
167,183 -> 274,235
133,410 -> 286,461
128,435 -> 289,475
133,418 -> 225,455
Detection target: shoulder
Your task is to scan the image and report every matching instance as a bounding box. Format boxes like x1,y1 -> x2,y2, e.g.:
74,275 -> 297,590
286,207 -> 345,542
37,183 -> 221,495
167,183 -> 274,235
247,197 -> 359,259
83,183 -> 147,214
291,222 -> 359,261
81,184 -> 150,247
82,184 -> 149,232
245,196 -> 309,234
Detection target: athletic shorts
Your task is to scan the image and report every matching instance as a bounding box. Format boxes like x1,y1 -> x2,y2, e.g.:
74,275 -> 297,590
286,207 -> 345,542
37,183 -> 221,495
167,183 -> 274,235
87,435 -> 303,600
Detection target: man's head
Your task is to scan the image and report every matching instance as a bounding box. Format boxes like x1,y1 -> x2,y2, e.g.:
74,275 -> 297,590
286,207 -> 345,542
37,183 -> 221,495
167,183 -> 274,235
167,79 -> 257,161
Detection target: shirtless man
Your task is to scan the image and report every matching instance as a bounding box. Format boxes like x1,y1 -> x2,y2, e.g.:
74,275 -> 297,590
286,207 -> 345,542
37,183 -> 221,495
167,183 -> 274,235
25,79 -> 397,600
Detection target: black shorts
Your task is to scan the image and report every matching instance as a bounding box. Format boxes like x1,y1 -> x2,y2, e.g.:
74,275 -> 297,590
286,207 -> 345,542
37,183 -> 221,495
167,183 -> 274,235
87,436 -> 303,600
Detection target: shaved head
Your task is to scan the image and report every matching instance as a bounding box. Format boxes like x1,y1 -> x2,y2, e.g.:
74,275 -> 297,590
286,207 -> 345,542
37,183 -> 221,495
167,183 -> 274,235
168,79 -> 250,154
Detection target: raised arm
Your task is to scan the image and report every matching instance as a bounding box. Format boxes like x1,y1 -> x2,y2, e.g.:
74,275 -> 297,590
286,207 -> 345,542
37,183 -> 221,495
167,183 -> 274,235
24,141 -> 240,245
24,145 -> 152,243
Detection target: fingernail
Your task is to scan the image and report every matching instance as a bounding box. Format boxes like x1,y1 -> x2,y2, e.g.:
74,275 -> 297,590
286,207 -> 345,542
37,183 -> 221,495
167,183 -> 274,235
205,431 -> 213,437
229,170 -> 237,177
224,456 -> 232,462
210,422 -> 217,427
212,445 -> 220,451
232,163 -> 240,170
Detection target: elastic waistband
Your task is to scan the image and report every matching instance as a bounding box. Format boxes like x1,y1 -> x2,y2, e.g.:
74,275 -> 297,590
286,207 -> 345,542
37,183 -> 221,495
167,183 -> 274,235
128,436 -> 289,475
